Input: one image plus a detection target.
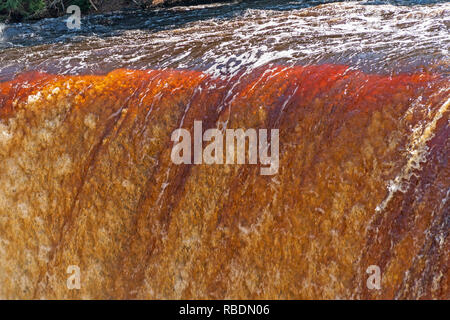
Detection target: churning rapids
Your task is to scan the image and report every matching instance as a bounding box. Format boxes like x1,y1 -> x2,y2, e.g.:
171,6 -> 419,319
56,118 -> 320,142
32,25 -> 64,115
0,0 -> 449,79
0,0 -> 448,299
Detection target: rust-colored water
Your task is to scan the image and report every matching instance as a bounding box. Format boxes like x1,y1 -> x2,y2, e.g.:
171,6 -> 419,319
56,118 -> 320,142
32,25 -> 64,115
0,64 -> 448,298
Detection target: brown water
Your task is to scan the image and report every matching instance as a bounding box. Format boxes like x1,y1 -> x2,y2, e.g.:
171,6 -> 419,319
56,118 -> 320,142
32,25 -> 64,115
0,0 -> 448,299
1,1 -> 449,79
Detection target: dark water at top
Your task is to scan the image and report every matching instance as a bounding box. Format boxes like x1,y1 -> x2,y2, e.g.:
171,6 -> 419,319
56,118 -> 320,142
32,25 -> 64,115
0,1 -> 448,300
0,0 -> 448,80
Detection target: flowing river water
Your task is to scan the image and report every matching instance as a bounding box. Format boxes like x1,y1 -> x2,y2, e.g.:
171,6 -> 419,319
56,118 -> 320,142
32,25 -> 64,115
0,0 -> 448,299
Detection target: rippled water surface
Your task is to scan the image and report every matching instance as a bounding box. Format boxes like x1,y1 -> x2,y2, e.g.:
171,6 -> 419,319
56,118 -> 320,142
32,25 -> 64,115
0,0 -> 449,81
0,0 -> 449,300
